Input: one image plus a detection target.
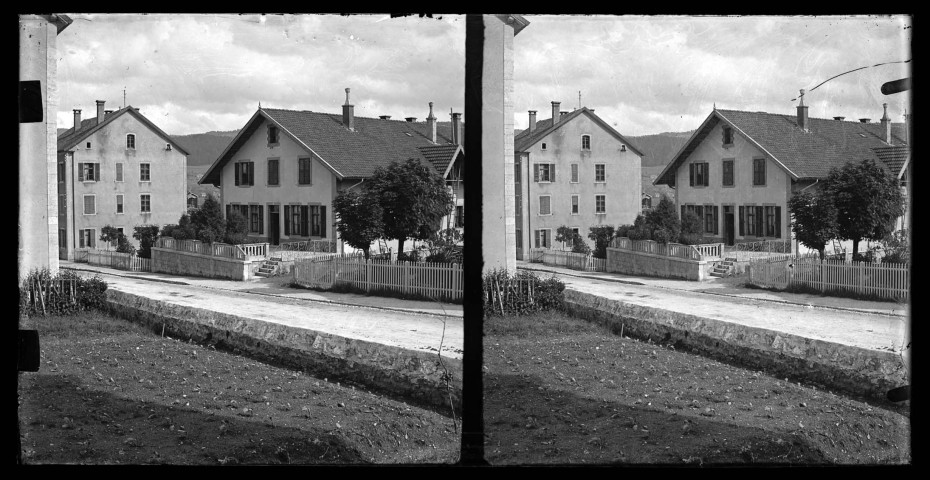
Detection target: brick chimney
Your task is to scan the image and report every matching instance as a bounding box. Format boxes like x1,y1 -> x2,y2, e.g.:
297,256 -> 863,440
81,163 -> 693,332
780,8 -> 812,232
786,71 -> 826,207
427,102 -> 437,143
880,103 -> 892,143
796,89 -> 809,132
528,110 -> 537,133
551,101 -> 561,126
451,112 -> 462,145
342,88 -> 355,131
72,109 -> 82,132
96,100 -> 105,125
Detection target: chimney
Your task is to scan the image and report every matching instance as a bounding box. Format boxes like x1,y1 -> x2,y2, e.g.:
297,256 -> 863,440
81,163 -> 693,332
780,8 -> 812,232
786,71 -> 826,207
342,88 -> 355,131
833,116 -> 845,121
379,115 -> 392,120
880,103 -> 892,143
451,112 -> 462,145
427,102 -> 437,143
96,100 -> 105,125
405,117 -> 416,123
796,89 -> 809,132
560,111 -> 568,117
72,109 -> 82,132
551,101 -> 561,126
528,110 -> 537,133
104,110 -> 113,116
859,118 -> 870,124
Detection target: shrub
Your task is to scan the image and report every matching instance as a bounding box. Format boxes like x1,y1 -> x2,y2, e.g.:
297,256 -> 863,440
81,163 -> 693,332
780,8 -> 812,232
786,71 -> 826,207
647,195 -> 681,244
19,269 -> 108,317
483,269 -> 565,317
627,214 -> 651,241
587,225 -> 616,259
132,225 -> 160,259
224,211 -> 250,245
678,211 -> 704,245
615,224 -> 635,239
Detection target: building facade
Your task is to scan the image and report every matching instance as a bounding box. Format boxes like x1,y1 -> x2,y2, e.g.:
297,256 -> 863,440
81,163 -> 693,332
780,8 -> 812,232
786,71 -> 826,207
57,103 -> 189,258
514,105 -> 644,256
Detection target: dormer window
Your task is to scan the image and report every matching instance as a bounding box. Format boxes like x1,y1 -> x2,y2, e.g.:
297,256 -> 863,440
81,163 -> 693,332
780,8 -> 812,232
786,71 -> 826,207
126,134 -> 135,149
267,125 -> 279,146
582,135 -> 591,150
722,126 -> 734,146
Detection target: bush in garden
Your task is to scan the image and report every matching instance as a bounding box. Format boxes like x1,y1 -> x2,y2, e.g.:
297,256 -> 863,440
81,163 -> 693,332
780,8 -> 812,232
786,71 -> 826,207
132,225 -> 160,259
678,211 -> 704,245
587,225 -> 616,259
482,269 -> 565,317
19,268 -> 108,317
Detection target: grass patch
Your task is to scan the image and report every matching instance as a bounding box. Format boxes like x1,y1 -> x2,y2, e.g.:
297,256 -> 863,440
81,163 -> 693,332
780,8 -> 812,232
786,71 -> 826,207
484,310 -> 602,337
745,281 -> 906,303
285,281 -> 462,305
24,310 -> 152,338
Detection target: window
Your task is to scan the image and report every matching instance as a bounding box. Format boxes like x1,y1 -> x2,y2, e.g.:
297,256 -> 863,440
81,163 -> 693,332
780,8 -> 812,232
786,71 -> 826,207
267,159 -> 279,186
753,158 -> 766,186
755,206 -> 764,236
582,135 -> 591,150
126,134 -> 135,149
595,195 -> 606,214
83,195 -> 96,215
541,142 -> 547,150
86,142 -> 91,149
642,196 -> 652,211
534,163 -> 555,182
689,162 -> 709,187
116,194 -> 124,214
571,227 -> 580,237
57,162 -> 66,182
285,205 -> 306,237
704,205 -> 719,235
534,229 -> 551,248
539,195 -> 551,215
141,194 -> 151,213
571,195 -> 579,215
77,162 -> 100,182
110,228 -> 125,247
58,194 -> 66,215
268,125 -> 279,145
140,163 -> 151,182
570,163 -> 579,183
595,164 -> 606,183
234,161 -> 254,186
310,205 -> 326,237
249,204 -> 264,234
166,143 -> 172,151
744,206 -> 755,236
116,163 -> 123,182
722,159 -> 734,186
298,157 -> 313,185
300,205 -> 309,236
723,126 -> 733,146
79,229 -> 95,249
455,205 -> 465,228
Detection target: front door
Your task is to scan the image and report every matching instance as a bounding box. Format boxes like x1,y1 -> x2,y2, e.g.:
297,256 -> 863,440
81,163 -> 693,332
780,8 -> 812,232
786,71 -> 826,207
269,205 -> 280,245
724,207 -> 735,246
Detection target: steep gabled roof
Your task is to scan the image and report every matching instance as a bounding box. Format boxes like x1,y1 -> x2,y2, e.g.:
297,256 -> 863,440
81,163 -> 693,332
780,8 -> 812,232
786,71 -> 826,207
654,108 -> 906,186
57,106 -> 190,156
873,145 -> 910,179
418,144 -> 463,178
200,108 -> 461,185
514,107 -> 645,157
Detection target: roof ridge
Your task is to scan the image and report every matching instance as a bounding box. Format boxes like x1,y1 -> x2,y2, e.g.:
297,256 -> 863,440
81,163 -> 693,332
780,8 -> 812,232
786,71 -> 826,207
263,107 -> 458,124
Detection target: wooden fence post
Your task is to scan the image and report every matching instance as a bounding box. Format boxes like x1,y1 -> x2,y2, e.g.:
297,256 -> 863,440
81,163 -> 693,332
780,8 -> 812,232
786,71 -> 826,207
366,260 -> 371,292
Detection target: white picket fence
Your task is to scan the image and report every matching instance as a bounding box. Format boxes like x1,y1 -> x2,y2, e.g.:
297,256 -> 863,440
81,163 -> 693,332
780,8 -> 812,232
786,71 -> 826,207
76,248 -> 152,272
526,248 -> 607,272
293,256 -> 463,302
748,254 -> 909,301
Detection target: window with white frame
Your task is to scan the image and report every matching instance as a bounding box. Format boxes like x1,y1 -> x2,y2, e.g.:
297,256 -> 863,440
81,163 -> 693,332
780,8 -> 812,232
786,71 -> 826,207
234,161 -> 255,186
571,195 -> 579,215
595,164 -> 606,183
78,162 -> 100,182
140,163 -> 151,182
116,162 -> 123,182
582,134 -> 591,150
83,195 -> 96,215
570,163 -> 579,183
116,194 -> 124,214
534,163 -> 555,182
126,134 -> 135,149
595,195 -> 606,214
539,195 -> 551,215
141,194 -> 151,213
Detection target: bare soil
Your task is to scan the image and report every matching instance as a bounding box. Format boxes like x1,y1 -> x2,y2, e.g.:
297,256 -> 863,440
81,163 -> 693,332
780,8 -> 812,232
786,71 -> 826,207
18,312 -> 459,465
484,312 -> 910,465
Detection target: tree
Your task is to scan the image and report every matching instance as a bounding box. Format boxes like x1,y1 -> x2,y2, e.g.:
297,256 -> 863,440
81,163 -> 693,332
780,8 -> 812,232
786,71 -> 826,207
880,229 -> 910,264
100,225 -> 136,254
132,225 -> 160,259
626,214 -> 651,240
555,226 -> 575,251
678,211 -> 704,245
224,211 -> 250,245
332,189 -> 384,259
587,225 -> 616,259
366,158 -> 454,255
189,194 -> 227,244
169,214 -> 196,240
787,190 -> 839,261
825,159 -> 904,259
571,234 -> 591,255
646,195 -> 681,244
424,228 -> 463,263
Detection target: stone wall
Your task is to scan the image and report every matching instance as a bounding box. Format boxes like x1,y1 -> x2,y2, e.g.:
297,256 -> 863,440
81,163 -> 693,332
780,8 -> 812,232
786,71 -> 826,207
152,247 -> 254,280
563,289 -> 907,402
104,289 -> 462,413
607,247 -> 707,281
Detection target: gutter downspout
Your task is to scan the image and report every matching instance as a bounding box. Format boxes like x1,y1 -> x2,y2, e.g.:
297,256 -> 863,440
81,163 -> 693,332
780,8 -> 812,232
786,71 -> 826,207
346,178 -> 365,191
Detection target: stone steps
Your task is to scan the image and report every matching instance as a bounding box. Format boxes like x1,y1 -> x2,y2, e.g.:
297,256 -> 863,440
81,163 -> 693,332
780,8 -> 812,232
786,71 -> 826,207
255,257 -> 283,277
709,257 -> 738,277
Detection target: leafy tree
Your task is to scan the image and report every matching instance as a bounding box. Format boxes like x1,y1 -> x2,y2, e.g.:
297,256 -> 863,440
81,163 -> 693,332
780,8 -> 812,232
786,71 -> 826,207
571,234 -> 591,255
366,158 -> 454,255
880,229 -> 910,264
825,159 -> 904,259
424,228 -> 463,263
555,226 -> 576,251
615,223 -> 635,239
626,214 -> 651,241
132,225 -> 160,259
189,194 -> 227,244
100,225 -> 136,254
169,214 -> 197,240
646,195 -> 681,244
587,225 -> 616,259
678,211 -> 704,245
223,211 -> 250,245
787,190 -> 839,261
332,189 -> 384,259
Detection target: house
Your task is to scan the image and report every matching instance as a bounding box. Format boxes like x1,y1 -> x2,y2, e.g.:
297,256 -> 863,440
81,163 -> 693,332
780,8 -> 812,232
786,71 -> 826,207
57,102 -> 190,258
187,191 -> 200,211
198,89 -> 465,251
19,14 -> 72,279
513,103 -> 645,257
872,143 -> 911,232
653,94 -> 908,248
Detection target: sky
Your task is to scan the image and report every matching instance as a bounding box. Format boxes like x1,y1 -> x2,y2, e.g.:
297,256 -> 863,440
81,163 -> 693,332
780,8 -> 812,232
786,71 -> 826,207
55,14 -> 465,135
512,15 -> 912,136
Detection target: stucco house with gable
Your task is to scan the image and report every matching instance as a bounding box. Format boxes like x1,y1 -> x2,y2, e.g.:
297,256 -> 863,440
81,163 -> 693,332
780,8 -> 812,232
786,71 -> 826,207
57,101 -> 189,259
199,89 -> 465,251
513,102 -> 644,257
653,98 -> 909,250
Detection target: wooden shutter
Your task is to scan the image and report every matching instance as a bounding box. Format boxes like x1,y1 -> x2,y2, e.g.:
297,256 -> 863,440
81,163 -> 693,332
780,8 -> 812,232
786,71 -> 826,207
300,205 -> 309,236
234,163 -> 241,186
713,206 -> 719,235
703,163 -> 709,186
551,163 -> 556,183
689,164 -> 695,187
775,206 -> 782,238
755,206 -> 764,237
95,163 -> 101,181
534,230 -> 540,248
78,163 -> 84,182
283,205 -> 290,236
320,206 -> 327,238
533,164 -> 539,182
259,205 -> 264,235
738,206 -> 744,236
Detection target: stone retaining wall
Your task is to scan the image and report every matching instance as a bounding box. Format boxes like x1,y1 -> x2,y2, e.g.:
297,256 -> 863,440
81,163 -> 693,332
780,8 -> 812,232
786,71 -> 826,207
152,247 -> 256,281
563,289 -> 907,402
104,289 -> 462,414
607,247 -> 707,281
